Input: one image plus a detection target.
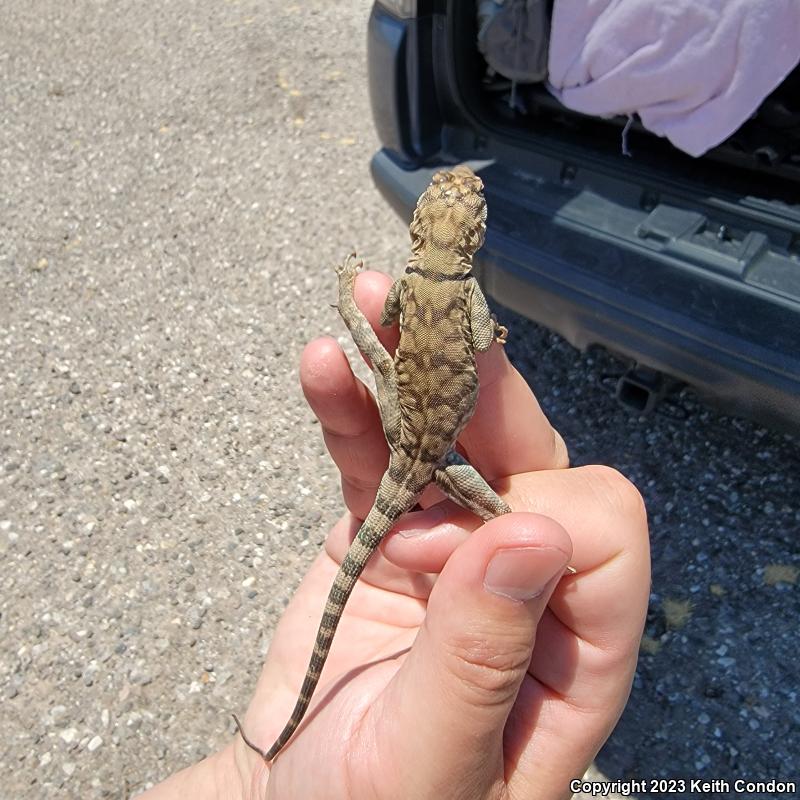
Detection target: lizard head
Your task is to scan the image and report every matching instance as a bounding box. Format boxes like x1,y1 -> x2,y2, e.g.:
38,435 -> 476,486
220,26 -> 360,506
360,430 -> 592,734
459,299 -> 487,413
408,165 -> 487,275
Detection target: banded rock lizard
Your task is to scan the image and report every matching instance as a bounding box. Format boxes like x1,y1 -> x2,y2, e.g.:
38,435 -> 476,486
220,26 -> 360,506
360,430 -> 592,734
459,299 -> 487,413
235,165 -> 511,762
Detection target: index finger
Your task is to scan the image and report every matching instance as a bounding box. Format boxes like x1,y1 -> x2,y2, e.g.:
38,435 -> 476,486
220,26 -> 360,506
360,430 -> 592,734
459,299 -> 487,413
463,345 -> 569,480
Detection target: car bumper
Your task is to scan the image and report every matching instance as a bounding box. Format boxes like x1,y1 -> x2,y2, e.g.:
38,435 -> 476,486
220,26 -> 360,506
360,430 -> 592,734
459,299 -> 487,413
371,149 -> 800,431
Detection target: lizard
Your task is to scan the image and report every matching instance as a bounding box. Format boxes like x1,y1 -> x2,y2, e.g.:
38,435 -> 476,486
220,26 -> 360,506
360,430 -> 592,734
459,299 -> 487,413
234,164 -> 511,763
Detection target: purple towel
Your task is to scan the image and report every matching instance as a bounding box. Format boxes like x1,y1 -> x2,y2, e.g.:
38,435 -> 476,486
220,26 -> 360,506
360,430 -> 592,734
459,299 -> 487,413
547,0 -> 800,157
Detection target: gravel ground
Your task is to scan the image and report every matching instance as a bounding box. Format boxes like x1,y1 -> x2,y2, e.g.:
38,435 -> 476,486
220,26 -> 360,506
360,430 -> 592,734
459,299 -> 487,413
0,2 -> 798,799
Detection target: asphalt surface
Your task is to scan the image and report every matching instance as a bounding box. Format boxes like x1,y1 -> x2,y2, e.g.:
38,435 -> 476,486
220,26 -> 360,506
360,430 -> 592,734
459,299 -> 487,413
1,2 -> 798,799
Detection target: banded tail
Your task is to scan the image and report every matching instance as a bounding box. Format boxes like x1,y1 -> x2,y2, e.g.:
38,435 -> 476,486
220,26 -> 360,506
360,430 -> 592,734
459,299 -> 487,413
236,470 -> 417,762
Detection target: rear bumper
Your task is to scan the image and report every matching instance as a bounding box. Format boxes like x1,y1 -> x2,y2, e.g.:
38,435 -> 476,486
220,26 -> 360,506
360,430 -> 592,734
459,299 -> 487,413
371,149 -> 800,430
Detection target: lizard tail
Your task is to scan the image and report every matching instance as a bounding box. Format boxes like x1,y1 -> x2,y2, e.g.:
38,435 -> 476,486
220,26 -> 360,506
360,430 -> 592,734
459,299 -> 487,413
239,473 -> 416,763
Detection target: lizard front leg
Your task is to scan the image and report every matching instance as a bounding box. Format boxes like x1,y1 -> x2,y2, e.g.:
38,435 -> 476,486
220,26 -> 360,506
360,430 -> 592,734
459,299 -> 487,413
467,278 -> 507,351
335,254 -> 401,446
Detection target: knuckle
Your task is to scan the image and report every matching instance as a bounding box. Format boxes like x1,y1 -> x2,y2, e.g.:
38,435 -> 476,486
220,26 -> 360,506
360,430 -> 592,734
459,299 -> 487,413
442,631 -> 530,705
583,464 -> 647,523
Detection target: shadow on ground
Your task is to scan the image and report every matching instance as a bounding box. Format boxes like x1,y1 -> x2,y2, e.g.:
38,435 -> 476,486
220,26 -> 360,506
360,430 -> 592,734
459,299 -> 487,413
502,308 -> 799,795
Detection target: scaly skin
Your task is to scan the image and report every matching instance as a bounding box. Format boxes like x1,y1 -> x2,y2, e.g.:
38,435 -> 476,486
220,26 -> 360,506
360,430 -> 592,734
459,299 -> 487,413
235,165 -> 510,762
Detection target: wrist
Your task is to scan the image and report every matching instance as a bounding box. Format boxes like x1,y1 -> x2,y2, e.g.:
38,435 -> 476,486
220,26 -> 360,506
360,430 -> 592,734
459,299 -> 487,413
137,741 -> 264,800
231,733 -> 271,800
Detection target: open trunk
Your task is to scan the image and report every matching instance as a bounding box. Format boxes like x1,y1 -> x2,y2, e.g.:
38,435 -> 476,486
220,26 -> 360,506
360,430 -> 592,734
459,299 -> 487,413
455,1 -> 800,203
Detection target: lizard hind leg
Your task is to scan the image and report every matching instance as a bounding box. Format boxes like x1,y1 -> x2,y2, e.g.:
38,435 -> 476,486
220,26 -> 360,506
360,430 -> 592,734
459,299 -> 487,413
437,463 -> 578,576
434,462 -> 511,521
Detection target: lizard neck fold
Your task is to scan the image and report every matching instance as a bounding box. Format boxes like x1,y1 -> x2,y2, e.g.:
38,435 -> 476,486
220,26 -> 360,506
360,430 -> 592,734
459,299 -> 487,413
409,245 -> 472,280
406,265 -> 470,282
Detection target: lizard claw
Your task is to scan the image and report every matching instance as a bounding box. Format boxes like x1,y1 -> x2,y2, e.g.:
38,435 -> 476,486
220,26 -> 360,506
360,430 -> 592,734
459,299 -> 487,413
491,315 -> 508,345
335,252 -> 363,278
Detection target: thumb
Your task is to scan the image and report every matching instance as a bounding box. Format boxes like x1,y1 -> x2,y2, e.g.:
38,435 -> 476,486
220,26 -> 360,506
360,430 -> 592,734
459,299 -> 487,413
383,513 -> 571,798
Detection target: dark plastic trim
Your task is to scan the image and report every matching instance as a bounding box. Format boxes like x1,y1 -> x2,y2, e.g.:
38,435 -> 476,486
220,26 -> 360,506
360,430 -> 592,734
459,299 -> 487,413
370,150 -> 800,431
367,4 -> 443,165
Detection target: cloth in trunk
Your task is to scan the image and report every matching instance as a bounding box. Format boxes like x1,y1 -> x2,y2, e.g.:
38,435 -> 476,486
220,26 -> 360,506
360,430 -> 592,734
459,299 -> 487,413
547,0 -> 800,157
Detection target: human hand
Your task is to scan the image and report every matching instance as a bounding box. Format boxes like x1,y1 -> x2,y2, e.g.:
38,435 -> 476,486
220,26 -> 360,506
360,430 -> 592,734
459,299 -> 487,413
144,269 -> 650,800
229,270 -> 650,799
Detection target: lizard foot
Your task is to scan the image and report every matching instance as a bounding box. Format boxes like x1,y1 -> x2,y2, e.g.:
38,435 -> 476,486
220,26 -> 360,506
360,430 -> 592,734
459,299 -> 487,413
334,251 -> 362,277
493,319 -> 508,345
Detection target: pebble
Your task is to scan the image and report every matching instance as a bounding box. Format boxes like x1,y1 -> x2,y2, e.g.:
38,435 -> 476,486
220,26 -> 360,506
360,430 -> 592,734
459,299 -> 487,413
50,705 -> 68,726
87,735 -> 103,752
694,753 -> 711,770
129,664 -> 154,685
60,728 -> 78,744
187,609 -> 204,630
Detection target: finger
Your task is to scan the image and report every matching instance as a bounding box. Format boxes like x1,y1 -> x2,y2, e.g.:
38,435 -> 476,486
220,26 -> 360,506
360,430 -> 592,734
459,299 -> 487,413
464,346 -> 569,478
324,510 -> 437,601
381,465 -> 650,703
299,337 -> 387,518
376,514 -> 572,798
523,466 -> 649,726
300,270 -> 399,517
504,468 -> 649,799
380,500 -> 478,572
512,465 -> 650,657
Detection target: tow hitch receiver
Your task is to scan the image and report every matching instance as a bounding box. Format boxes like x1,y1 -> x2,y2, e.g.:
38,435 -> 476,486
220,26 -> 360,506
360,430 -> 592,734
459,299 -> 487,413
616,365 -> 681,415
